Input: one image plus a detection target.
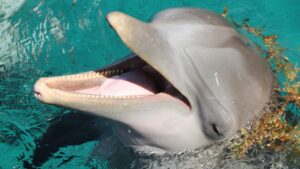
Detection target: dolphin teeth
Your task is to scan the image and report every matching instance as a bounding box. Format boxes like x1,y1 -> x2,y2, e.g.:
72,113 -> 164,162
109,70 -> 114,76
79,73 -> 88,79
110,70 -> 115,75
100,69 -> 124,77
90,73 -> 97,78
52,89 -> 60,93
92,95 -> 99,98
79,74 -> 85,77
102,71 -> 108,76
94,95 -> 99,98
76,74 -> 83,79
51,72 -> 105,81
105,95 -> 113,99
118,95 -> 126,99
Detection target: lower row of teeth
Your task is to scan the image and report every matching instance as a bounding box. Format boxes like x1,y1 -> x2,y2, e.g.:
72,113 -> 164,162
51,89 -> 144,99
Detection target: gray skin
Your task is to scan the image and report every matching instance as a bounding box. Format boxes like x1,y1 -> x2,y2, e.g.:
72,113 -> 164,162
34,8 -> 273,153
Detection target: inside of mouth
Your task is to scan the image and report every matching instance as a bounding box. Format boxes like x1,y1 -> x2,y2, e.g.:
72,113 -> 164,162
44,56 -> 190,108
75,69 -> 157,97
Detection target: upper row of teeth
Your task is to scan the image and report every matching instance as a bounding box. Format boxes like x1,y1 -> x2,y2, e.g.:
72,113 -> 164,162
44,69 -> 139,99
46,69 -> 124,81
102,69 -> 124,77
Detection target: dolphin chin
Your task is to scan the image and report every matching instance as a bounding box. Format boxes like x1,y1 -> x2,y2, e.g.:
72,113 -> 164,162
34,8 -> 273,152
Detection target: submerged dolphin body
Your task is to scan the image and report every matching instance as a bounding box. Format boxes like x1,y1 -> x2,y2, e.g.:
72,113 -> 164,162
34,8 -> 273,153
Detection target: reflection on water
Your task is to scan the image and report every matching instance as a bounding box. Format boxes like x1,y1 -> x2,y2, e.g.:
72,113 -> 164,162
0,0 -> 299,168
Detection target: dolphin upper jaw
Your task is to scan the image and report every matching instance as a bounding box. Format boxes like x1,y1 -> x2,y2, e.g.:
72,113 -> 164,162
107,12 -> 184,93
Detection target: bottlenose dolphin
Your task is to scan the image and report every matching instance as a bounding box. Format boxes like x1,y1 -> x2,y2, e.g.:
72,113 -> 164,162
34,8 -> 273,153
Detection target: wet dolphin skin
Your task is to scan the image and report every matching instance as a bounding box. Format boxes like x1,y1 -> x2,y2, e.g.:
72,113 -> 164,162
34,8 -> 273,153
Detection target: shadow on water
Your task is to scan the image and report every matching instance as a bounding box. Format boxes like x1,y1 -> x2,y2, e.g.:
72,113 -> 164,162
23,112 -> 112,168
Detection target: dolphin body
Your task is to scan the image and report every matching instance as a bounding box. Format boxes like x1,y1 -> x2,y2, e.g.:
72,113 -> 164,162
34,8 -> 273,153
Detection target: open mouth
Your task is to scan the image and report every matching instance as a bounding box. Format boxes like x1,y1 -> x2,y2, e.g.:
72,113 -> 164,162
34,55 -> 190,110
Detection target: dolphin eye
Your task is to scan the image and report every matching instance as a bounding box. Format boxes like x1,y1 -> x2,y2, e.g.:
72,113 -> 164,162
203,122 -> 225,140
212,123 -> 221,136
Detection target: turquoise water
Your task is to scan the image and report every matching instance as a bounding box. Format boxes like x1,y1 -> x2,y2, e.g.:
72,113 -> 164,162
0,0 -> 299,168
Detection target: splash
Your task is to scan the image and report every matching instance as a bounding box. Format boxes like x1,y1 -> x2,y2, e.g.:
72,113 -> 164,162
0,0 -> 27,72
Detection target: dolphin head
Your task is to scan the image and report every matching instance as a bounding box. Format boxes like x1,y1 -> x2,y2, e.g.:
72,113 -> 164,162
34,8 -> 273,152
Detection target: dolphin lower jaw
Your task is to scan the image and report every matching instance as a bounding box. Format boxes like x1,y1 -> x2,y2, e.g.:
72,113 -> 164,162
113,112 -> 211,152
34,58 -> 200,152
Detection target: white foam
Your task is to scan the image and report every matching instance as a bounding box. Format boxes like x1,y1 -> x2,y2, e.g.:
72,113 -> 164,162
0,0 -> 26,71
0,0 -> 26,19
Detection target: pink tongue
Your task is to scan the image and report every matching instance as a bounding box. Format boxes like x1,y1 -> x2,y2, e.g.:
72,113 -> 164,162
76,70 -> 156,96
